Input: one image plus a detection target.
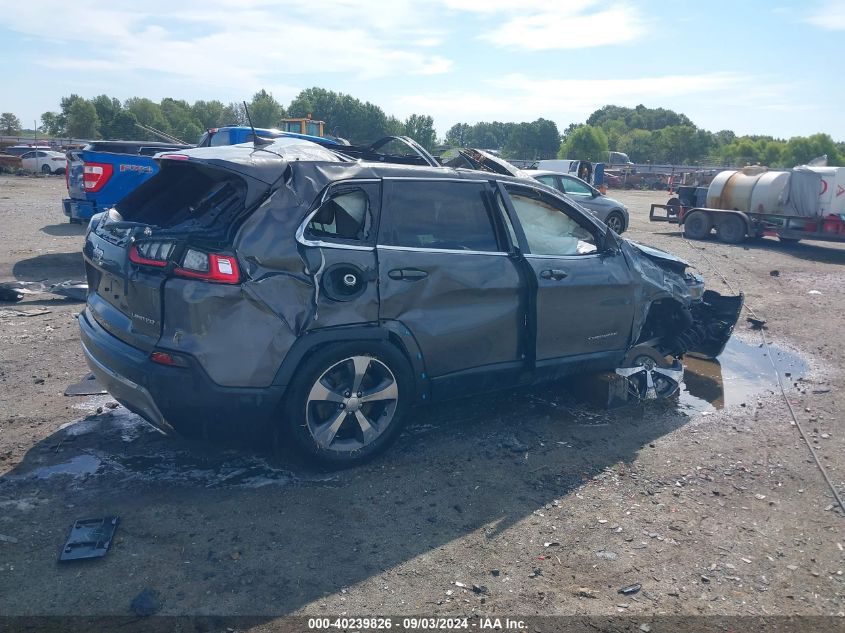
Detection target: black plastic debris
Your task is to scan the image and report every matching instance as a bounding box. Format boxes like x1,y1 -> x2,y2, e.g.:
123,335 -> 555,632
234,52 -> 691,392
58,516 -> 119,562
0,281 -> 47,302
746,317 -> 767,330
618,583 -> 642,595
64,373 -> 107,396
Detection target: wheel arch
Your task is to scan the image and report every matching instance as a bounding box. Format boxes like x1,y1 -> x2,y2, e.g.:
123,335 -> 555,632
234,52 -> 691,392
272,323 -> 430,404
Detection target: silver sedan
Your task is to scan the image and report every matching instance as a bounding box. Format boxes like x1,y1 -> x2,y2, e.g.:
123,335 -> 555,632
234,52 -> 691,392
527,170 -> 629,233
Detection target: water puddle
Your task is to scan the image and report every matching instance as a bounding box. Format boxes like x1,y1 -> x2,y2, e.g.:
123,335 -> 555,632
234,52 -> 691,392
30,455 -> 103,479
679,336 -> 807,413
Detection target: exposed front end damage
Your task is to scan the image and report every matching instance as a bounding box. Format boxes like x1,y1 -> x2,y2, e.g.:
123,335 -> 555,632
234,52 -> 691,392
622,239 -> 743,361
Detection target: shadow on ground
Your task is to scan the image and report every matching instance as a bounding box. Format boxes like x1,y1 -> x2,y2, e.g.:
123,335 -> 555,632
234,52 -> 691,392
13,252 -> 85,282
0,380 -> 691,617
41,223 -> 86,237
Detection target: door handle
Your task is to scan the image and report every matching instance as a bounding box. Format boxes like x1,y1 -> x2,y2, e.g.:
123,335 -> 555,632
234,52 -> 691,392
388,268 -> 428,281
539,269 -> 568,281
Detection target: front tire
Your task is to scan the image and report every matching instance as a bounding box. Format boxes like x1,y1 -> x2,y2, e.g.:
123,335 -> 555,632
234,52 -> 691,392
282,341 -> 412,466
605,211 -> 625,234
683,211 -> 712,240
41,164 -> 51,175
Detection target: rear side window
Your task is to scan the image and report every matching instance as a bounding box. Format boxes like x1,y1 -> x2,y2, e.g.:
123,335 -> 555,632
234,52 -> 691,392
380,180 -> 501,252
306,184 -> 378,243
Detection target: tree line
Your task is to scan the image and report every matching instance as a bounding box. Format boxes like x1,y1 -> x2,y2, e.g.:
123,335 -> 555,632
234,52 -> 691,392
561,104 -> 844,167
2,93 -> 842,167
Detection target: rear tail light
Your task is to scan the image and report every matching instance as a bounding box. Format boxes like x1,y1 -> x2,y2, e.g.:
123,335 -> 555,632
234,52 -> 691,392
150,350 -> 189,367
52,156 -> 65,161
83,162 -> 113,192
159,153 -> 189,161
129,241 -> 175,267
174,249 -> 240,284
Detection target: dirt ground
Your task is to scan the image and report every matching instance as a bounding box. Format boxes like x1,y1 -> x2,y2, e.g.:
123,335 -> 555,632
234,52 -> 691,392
0,176 -> 842,627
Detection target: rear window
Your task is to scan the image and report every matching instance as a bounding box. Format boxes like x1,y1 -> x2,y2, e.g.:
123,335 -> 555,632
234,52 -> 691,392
116,162 -> 247,231
379,180 -> 501,252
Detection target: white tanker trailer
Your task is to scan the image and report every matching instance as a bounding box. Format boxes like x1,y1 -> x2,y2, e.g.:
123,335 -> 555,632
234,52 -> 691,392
649,165 -> 845,245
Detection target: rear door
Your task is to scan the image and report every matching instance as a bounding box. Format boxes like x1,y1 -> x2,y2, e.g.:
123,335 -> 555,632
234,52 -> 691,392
501,183 -> 635,361
377,178 -> 525,382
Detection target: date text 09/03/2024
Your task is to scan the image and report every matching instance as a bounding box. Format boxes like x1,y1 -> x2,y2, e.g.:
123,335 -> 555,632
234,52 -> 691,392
307,617 -> 526,630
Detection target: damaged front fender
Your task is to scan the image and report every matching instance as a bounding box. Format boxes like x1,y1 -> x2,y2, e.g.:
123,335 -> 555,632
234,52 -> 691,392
622,240 -> 743,360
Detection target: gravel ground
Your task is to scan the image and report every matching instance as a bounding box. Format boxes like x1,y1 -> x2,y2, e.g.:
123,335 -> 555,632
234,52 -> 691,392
0,176 -> 842,626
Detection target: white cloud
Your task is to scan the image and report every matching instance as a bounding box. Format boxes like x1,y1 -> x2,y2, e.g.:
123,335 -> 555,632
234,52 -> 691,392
1,0 -> 453,88
391,72 -> 766,132
804,0 -> 845,29
479,3 -> 648,50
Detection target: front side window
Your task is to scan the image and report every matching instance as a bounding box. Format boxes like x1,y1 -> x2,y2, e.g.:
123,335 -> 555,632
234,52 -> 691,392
535,175 -> 559,191
508,189 -> 597,256
306,187 -> 373,242
209,131 -> 231,147
380,180 -> 501,252
561,176 -> 593,197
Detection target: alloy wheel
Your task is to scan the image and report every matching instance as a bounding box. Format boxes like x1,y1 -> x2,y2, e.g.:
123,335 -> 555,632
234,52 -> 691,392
305,355 -> 399,452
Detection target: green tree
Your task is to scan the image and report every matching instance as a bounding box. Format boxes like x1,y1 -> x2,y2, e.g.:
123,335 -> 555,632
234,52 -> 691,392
445,123 -> 470,146
160,98 -> 202,143
249,89 -> 285,128
66,100 -> 99,138
783,133 -> 843,167
91,95 -> 122,138
41,112 -> 62,136
288,87 -> 400,143
0,112 -> 22,135
192,100 -> 225,130
558,124 -> 608,162
218,102 -> 246,126
108,109 -> 139,140
125,98 -> 169,139
619,129 -> 659,163
403,113 -> 436,150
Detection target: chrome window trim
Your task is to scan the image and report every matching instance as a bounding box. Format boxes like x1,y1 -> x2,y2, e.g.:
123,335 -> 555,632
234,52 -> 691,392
382,176 -> 490,184
297,179 -> 381,249
524,253 -> 600,260
377,244 -> 508,256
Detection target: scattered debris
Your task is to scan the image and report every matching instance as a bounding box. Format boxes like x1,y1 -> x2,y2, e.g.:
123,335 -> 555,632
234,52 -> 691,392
130,588 -> 162,617
0,534 -> 19,544
618,583 -> 642,595
812,388 -> 831,394
58,516 -> 119,562
64,373 -> 107,396
454,581 -> 467,588
574,587 -> 598,598
769,270 -> 780,277
471,584 -> 488,595
746,317 -> 767,330
596,550 -> 618,560
0,307 -> 51,318
48,280 -> 88,302
808,290 -> 822,295
0,281 -> 46,302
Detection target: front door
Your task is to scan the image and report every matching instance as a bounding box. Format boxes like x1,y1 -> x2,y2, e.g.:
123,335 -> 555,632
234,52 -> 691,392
501,183 -> 635,361
377,178 -> 525,382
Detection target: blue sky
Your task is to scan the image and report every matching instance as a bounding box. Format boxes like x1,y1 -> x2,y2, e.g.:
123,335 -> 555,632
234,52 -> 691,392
2,0 -> 844,140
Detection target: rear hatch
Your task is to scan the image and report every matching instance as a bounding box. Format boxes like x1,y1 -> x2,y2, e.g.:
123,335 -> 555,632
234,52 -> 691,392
83,154 -> 277,352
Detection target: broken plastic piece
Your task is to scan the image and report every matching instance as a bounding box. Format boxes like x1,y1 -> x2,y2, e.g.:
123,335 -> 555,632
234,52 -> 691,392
64,373 -> 107,396
58,516 -> 119,562
48,280 -> 88,302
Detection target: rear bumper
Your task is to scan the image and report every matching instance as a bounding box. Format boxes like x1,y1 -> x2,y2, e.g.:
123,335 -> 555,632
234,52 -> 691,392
63,198 -> 96,221
78,307 -> 285,437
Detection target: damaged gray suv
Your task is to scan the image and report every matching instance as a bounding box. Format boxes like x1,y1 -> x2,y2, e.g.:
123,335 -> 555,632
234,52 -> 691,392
80,136 -> 742,466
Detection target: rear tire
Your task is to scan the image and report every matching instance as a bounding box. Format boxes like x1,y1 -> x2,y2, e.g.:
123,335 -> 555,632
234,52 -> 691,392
715,214 -> 746,244
683,211 -> 712,240
281,341 -> 412,467
41,164 -> 51,175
